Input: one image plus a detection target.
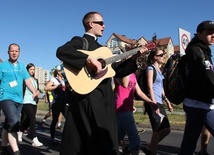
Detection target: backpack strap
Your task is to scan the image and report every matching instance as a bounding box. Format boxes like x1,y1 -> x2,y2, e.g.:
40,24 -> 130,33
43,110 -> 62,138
149,65 -> 157,82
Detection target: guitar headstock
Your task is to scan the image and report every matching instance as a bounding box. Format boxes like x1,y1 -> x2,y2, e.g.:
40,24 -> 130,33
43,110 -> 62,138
145,42 -> 156,50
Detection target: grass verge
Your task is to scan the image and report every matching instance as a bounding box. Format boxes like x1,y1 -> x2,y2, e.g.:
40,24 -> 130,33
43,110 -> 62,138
37,100 -> 186,130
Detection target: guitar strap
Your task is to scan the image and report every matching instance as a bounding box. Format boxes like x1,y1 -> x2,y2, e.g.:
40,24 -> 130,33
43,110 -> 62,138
81,37 -> 89,50
73,36 -> 89,50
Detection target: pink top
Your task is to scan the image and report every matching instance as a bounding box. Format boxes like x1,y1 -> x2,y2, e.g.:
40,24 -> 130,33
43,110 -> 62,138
115,73 -> 136,112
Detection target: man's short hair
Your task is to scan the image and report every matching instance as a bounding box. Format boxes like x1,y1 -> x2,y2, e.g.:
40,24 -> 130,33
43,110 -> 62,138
8,43 -> 20,51
82,11 -> 102,30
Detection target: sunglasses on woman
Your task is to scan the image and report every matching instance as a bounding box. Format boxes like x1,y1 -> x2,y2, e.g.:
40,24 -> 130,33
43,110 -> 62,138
156,53 -> 165,57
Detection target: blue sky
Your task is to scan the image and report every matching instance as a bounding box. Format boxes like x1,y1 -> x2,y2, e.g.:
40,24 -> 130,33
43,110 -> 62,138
1,0 -> 214,71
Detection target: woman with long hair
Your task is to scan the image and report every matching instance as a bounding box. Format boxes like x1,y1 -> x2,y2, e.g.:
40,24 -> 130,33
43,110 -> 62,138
142,47 -> 173,155
18,63 -> 43,147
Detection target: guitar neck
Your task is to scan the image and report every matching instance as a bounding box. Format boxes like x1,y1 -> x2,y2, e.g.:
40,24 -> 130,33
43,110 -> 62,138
105,47 -> 141,65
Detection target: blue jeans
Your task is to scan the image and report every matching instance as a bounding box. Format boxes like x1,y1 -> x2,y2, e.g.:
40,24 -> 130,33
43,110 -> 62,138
178,104 -> 214,155
0,99 -> 23,132
117,111 -> 140,151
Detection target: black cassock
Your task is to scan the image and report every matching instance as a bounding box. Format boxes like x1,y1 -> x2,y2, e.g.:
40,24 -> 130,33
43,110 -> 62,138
56,34 -> 138,155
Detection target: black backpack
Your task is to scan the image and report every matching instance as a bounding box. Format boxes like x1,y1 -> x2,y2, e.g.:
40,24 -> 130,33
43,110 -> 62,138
163,53 -> 189,105
135,65 -> 156,100
163,49 -> 206,105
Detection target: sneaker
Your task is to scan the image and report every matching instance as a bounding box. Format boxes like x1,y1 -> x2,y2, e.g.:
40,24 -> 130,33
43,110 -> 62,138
138,129 -> 146,135
17,131 -> 22,142
32,137 -> 43,147
23,130 -> 28,136
56,125 -> 62,130
142,147 -> 151,155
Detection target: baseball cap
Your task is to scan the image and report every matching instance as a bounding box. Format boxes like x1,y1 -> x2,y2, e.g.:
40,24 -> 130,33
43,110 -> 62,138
196,20 -> 214,33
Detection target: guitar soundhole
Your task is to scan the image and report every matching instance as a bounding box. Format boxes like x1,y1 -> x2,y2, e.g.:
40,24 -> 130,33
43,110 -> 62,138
98,58 -> 106,69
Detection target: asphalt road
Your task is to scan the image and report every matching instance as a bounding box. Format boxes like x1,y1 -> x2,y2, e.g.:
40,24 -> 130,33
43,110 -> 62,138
0,111 -> 63,155
0,110 -> 213,155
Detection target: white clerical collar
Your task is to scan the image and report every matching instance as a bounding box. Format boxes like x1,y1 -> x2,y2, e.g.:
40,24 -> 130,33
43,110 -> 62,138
85,33 -> 97,41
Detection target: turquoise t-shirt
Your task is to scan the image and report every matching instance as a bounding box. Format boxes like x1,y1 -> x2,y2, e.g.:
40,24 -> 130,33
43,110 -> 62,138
0,60 -> 30,104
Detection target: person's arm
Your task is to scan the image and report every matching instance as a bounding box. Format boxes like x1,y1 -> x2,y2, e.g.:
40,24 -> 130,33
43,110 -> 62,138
44,80 -> 61,91
36,78 -> 39,90
162,90 -> 173,112
86,55 -> 102,75
135,82 -> 158,110
56,37 -> 88,70
113,47 -> 149,78
188,46 -> 214,97
44,91 -> 49,103
114,76 -> 130,88
25,78 -> 38,99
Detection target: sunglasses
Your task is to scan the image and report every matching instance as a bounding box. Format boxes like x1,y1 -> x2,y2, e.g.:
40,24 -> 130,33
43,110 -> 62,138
92,21 -> 104,26
156,53 -> 165,57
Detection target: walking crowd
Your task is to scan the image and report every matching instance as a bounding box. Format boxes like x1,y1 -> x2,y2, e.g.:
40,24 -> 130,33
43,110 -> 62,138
0,11 -> 214,155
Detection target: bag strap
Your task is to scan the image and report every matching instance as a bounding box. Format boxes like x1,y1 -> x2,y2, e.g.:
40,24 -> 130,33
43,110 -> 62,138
81,37 -> 89,50
150,65 -> 157,82
73,36 -> 89,50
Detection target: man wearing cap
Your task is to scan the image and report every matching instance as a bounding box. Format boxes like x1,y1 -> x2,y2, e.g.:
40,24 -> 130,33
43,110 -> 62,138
178,20 -> 214,155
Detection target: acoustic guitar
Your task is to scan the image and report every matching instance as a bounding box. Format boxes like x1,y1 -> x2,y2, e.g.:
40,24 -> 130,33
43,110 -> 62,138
63,42 -> 156,94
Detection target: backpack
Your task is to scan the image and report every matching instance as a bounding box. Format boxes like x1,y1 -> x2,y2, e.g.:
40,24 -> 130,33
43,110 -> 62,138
163,53 -> 188,105
135,65 -> 156,100
163,48 -> 205,105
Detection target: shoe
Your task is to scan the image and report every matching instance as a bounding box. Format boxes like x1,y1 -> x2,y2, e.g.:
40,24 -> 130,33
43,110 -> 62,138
41,120 -> 46,128
32,137 -> 43,147
50,139 -> 60,145
138,129 -> 146,135
142,147 -> 151,155
17,131 -> 22,142
14,150 -> 22,155
23,130 -> 28,136
56,125 -> 62,130
122,147 -> 130,155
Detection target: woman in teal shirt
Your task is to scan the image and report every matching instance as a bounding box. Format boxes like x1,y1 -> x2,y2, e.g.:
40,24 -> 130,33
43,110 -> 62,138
18,63 -> 43,147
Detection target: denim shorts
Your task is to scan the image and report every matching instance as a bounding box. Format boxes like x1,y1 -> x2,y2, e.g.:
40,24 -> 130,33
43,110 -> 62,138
0,99 -> 23,132
145,102 -> 170,131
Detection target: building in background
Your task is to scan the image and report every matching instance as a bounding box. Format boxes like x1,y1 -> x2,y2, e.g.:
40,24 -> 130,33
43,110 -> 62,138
0,32 -> 181,91
35,67 -> 49,91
